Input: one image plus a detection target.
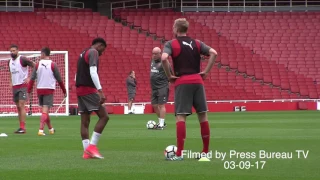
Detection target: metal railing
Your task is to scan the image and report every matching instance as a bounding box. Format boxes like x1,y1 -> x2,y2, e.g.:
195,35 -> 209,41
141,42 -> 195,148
0,0 -> 33,11
0,0 -> 33,7
180,0 -> 320,8
180,0 -> 320,12
110,0 -> 176,18
0,0 -> 84,12
33,0 -> 84,9
110,0 -> 320,13
110,0 -> 176,10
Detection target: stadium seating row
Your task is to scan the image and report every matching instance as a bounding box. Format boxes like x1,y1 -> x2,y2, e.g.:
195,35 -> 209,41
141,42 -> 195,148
117,10 -> 320,99
0,8 -> 319,107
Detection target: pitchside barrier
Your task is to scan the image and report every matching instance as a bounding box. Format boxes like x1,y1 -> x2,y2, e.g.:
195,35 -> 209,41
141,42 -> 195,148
0,99 -> 319,116
66,99 -> 320,115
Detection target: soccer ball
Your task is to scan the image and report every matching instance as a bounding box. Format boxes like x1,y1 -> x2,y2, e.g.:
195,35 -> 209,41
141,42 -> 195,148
146,120 -> 157,129
164,145 -> 177,159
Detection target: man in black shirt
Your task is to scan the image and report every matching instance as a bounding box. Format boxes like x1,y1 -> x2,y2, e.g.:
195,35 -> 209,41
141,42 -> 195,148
126,71 -> 137,114
150,47 -> 169,129
161,18 -> 218,160
76,38 -> 109,159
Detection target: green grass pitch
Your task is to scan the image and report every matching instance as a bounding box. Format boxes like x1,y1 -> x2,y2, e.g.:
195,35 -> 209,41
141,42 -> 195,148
0,111 -> 319,180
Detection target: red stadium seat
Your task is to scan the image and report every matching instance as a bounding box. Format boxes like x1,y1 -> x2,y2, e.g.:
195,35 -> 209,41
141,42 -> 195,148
119,10 -> 320,99
309,92 -> 319,99
1,9 -> 318,103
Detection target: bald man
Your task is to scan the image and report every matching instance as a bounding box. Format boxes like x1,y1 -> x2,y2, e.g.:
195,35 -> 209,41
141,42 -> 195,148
150,47 -> 170,129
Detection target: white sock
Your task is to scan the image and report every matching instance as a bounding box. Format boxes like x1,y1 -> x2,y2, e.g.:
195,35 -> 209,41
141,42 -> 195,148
39,130 -> 44,133
159,118 -> 165,127
90,132 -> 101,145
82,139 -> 90,150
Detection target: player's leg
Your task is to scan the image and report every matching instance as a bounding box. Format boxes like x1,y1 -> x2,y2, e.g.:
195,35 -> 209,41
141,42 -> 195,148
14,89 -> 27,133
151,89 -> 160,121
193,84 -> 210,156
38,95 -> 47,136
45,94 -> 55,134
19,89 -> 28,130
78,96 -> 92,159
169,85 -> 193,161
83,93 -> 109,159
14,101 -> 23,132
18,99 -> 27,129
128,94 -> 132,114
157,86 -> 169,128
13,93 -> 21,122
92,105 -> 109,144
80,112 -> 91,146
152,104 -> 160,117
128,94 -> 135,114
81,112 -> 91,159
38,95 -> 55,136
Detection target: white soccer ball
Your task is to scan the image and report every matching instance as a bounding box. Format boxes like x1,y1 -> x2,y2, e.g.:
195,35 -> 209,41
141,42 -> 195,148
146,120 -> 157,129
164,145 -> 177,159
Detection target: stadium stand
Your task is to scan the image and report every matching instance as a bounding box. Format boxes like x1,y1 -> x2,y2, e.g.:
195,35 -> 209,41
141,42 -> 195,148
115,9 -> 320,99
0,8 -> 319,105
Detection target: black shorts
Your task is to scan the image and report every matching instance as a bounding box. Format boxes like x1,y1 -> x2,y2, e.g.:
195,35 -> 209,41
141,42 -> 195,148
38,94 -> 53,107
128,93 -> 135,101
12,87 -> 27,102
174,84 -> 208,116
151,86 -> 169,105
77,93 -> 102,113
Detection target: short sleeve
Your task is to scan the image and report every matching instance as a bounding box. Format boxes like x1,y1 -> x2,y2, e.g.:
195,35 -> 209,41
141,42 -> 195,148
20,56 -> 32,67
52,62 -> 63,82
88,49 -> 99,67
163,40 -> 173,56
197,40 -> 211,56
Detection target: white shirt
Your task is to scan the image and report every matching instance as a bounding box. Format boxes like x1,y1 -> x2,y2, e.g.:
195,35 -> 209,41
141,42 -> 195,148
37,59 -> 56,89
9,55 -> 28,86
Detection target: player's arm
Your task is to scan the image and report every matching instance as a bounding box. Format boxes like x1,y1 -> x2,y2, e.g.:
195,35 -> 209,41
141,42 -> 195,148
169,64 -> 174,76
9,72 -> 12,86
198,40 -> 218,75
27,63 -> 38,94
88,49 -> 105,103
161,41 -> 175,78
167,64 -> 174,84
8,61 -> 12,86
134,78 -> 137,86
127,78 -> 136,87
21,56 -> 35,84
88,49 -> 102,91
52,62 -> 67,96
21,56 -> 35,68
